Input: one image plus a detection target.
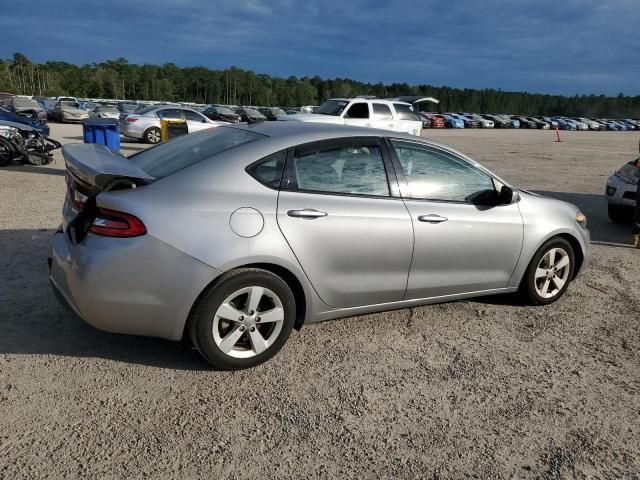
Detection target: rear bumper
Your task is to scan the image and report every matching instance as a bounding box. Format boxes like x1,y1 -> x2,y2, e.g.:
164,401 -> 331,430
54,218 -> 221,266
49,231 -> 221,341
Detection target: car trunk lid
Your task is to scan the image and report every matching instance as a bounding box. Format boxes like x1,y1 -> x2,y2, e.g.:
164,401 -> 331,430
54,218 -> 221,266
62,143 -> 155,243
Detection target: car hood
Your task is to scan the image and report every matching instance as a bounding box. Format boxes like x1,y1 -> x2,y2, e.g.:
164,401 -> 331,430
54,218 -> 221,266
277,113 -> 342,124
61,106 -> 87,114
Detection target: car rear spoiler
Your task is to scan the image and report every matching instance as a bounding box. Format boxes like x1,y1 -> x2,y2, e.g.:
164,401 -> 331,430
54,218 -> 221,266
62,143 -> 155,190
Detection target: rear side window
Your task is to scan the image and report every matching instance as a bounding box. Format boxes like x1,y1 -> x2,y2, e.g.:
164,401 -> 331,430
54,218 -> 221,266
393,103 -> 420,121
289,144 -> 389,197
372,103 -> 393,120
247,151 -> 287,188
129,127 -> 265,179
344,103 -> 370,119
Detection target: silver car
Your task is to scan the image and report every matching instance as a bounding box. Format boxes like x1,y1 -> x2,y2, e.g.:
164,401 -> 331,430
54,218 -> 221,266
605,158 -> 640,223
53,101 -> 90,123
120,105 -> 221,144
50,123 -> 590,369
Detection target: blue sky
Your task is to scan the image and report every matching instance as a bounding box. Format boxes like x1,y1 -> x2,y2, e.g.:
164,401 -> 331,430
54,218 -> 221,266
1,0 -> 638,96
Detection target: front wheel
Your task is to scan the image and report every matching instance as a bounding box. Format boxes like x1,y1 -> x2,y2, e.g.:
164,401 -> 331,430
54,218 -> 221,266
144,127 -> 161,144
520,238 -> 575,305
189,268 -> 296,369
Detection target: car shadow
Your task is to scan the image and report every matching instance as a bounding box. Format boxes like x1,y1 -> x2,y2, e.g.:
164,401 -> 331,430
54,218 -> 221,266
0,228 -> 210,370
533,190 -> 634,246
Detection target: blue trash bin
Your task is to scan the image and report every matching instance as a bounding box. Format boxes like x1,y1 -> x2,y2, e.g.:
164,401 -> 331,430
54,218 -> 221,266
82,118 -> 120,151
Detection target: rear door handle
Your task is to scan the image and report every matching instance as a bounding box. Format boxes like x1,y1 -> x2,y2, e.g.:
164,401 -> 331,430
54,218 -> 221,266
287,209 -> 328,219
418,214 -> 448,223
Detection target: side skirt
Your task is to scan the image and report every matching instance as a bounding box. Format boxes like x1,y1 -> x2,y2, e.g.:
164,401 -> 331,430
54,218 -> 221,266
307,287 -> 519,323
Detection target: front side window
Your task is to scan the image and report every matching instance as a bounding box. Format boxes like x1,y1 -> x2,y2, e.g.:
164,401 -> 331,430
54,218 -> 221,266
391,140 -> 496,203
290,144 -> 389,197
157,109 -> 183,119
344,103 -> 370,119
372,103 -> 393,120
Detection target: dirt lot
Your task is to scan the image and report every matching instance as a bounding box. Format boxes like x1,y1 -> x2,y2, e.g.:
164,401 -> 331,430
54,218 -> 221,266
1,124 -> 639,479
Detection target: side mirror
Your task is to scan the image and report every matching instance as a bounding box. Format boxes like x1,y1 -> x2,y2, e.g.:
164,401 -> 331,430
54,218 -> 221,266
499,186 -> 519,204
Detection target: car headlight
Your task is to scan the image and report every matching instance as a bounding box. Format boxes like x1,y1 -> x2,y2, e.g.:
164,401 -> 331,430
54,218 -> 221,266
575,212 -> 587,229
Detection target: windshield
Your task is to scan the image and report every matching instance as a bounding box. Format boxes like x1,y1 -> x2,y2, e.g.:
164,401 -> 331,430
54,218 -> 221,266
618,160 -> 640,183
61,102 -> 82,108
129,127 -> 265,179
97,107 -> 119,113
271,108 -> 286,116
215,107 -> 234,114
316,100 -> 349,116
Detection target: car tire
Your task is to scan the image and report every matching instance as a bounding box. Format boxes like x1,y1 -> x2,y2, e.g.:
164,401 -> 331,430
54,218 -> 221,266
189,268 -> 296,370
520,237 -> 575,306
0,137 -> 15,166
144,127 -> 161,144
607,204 -> 633,224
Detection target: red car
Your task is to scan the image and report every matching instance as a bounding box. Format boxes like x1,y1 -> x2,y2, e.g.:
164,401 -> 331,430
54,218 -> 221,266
421,113 -> 445,129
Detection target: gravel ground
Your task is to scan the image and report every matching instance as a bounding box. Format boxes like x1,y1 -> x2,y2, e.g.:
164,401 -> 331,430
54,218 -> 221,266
1,124 -> 639,479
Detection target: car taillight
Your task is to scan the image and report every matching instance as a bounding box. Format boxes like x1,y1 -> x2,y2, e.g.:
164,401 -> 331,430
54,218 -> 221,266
126,117 -> 138,123
89,208 -> 146,238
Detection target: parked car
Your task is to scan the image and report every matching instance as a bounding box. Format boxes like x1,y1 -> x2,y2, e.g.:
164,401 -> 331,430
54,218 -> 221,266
202,105 -> 241,123
120,106 -> 220,144
52,101 -> 89,123
258,107 -> 287,121
571,117 -> 600,131
539,116 -> 559,129
278,98 -> 423,136
513,116 -> 536,129
439,114 -> 465,129
50,122 -> 590,369
0,92 -> 16,108
236,107 -> 268,123
451,113 -> 479,128
552,117 -> 577,130
0,107 -> 50,137
525,117 -> 550,129
482,114 -> 511,128
8,97 -> 48,122
465,113 -> 494,128
90,105 -> 120,120
605,157 -> 640,223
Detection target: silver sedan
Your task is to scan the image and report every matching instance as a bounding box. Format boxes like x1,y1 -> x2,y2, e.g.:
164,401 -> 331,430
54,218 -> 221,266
50,123 -> 591,369
605,158 -> 639,223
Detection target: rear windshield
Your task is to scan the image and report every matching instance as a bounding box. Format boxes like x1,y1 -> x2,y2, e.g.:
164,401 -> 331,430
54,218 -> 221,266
129,127 -> 265,179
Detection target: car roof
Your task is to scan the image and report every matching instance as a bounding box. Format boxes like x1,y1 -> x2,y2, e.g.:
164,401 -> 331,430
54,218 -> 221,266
220,121 -> 420,146
328,97 -> 412,106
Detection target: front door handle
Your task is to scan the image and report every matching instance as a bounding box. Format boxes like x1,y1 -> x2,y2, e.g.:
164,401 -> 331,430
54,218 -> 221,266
418,214 -> 448,223
287,209 -> 328,219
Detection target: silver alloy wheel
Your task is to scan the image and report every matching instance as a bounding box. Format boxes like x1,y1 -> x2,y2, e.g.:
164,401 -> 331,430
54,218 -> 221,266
212,286 -> 284,358
534,247 -> 571,299
147,129 -> 160,143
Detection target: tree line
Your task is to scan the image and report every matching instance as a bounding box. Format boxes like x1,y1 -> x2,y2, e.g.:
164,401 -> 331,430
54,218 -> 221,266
1,53 -> 639,117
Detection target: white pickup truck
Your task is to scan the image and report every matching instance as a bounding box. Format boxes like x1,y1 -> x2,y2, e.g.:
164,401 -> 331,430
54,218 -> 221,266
278,97 -> 428,136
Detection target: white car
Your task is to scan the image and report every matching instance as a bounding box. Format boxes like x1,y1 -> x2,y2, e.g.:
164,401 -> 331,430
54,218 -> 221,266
89,106 -> 120,120
278,98 -> 423,136
466,113 -> 494,128
120,106 -> 222,144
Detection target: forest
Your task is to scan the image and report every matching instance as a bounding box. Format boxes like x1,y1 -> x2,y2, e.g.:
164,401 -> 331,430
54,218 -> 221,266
1,53 -> 639,117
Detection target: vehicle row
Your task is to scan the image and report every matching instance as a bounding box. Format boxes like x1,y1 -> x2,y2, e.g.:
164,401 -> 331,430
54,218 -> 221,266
419,112 -> 639,131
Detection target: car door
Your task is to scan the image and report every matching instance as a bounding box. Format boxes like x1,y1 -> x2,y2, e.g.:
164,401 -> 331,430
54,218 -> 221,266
277,137 -> 413,308
182,109 -> 215,132
341,102 -> 371,128
387,138 -> 523,299
369,103 -> 396,131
